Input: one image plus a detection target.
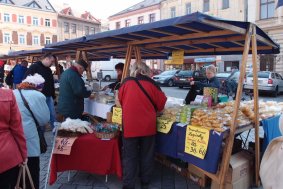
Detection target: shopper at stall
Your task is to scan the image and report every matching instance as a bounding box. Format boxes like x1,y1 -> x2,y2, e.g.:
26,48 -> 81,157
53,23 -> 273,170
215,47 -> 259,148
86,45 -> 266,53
13,74 -> 50,189
24,53 -> 56,132
185,65 -> 220,104
103,62 -> 124,91
118,62 -> 167,189
0,88 -> 27,189
13,60 -> 28,89
58,59 -> 92,119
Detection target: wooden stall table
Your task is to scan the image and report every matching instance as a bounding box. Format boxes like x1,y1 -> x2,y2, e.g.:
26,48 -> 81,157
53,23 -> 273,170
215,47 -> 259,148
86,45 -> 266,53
49,133 -> 122,185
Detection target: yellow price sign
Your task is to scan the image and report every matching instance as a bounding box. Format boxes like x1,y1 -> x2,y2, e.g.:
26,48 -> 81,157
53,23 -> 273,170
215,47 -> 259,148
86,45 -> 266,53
157,117 -> 174,134
184,125 -> 210,159
171,50 -> 184,65
112,107 -> 122,125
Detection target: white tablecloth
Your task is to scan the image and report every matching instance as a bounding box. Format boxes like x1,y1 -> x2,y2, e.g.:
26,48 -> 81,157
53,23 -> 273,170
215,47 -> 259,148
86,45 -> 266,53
84,99 -> 114,119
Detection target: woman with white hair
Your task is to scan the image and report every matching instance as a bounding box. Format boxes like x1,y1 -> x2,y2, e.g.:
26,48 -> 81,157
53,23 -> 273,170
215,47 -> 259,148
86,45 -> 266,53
13,73 -> 50,189
119,62 -> 167,189
185,65 -> 220,104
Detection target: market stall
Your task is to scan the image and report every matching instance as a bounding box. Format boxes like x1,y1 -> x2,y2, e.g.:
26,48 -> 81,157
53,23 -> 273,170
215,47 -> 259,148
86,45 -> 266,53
5,12 -> 280,189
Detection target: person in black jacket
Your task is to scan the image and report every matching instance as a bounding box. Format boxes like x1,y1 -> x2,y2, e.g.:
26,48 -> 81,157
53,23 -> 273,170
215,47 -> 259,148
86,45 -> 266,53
24,53 -> 56,132
185,65 -> 220,104
102,62 -> 124,91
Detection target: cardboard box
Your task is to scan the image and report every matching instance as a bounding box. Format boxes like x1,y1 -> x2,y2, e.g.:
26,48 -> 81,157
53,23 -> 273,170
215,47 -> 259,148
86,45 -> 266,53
188,164 -> 210,188
211,151 -> 252,189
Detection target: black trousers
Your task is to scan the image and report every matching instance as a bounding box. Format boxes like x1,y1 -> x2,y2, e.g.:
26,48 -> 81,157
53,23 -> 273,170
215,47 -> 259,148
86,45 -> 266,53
122,135 -> 155,189
26,157 -> 40,189
185,85 -> 202,104
0,165 -> 19,189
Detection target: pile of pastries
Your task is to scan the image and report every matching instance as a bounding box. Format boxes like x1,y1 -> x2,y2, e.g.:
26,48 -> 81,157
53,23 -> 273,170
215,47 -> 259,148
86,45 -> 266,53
191,109 -> 224,131
59,118 -> 94,134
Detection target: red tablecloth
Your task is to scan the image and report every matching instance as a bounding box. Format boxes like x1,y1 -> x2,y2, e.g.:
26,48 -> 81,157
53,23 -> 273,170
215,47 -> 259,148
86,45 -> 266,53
49,134 -> 122,185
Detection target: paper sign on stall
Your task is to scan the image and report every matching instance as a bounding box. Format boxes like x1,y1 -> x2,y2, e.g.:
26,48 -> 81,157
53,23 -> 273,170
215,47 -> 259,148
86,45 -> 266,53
184,125 -> 210,159
112,107 -> 122,124
157,117 -> 174,134
53,137 -> 78,155
171,50 -> 184,65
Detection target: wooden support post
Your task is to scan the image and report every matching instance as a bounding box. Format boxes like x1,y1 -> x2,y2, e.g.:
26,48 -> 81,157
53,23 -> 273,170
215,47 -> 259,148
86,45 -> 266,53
218,24 -> 253,189
31,56 -> 34,63
122,45 -> 133,80
75,51 -> 81,62
134,46 -> 141,63
81,51 -> 92,81
252,25 -> 260,187
54,56 -> 61,79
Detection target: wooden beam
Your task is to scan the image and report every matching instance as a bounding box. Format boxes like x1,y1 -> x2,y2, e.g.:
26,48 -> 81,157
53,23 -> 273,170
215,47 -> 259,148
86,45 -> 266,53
78,44 -> 125,51
128,30 -> 236,45
150,29 -> 176,36
218,24 -> 253,189
144,35 -> 245,49
206,43 -> 223,48
134,46 -> 141,63
252,25 -> 260,187
231,41 -> 244,47
81,51 -> 92,81
129,33 -> 156,39
202,19 -> 278,48
190,164 -> 220,182
181,46 -> 271,54
75,51 -> 81,62
111,36 -> 135,41
122,45 -> 133,80
174,25 -> 204,33
95,47 -> 127,53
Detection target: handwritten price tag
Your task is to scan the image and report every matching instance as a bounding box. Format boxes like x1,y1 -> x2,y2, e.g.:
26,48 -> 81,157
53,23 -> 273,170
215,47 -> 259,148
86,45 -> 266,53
112,107 -> 122,125
184,125 -> 210,159
172,50 -> 184,65
53,137 -> 78,155
157,117 -> 174,134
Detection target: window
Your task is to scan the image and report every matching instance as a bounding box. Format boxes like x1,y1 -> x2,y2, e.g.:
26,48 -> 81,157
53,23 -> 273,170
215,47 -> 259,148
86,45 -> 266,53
1,0 -> 13,4
85,26 -> 89,35
4,13 -> 10,22
33,17 -> 39,26
125,19 -> 131,27
64,22 -> 69,33
18,15 -> 24,24
29,2 -> 40,9
260,0 -> 275,19
71,24 -> 76,34
203,0 -> 210,12
149,13 -> 155,23
170,7 -> 176,18
138,16 -> 144,24
90,27 -> 95,34
19,34 -> 25,44
45,19 -> 50,27
222,0 -> 229,9
116,22 -> 121,29
33,36 -> 39,45
45,37 -> 51,44
3,33 -> 11,44
186,3 -> 192,14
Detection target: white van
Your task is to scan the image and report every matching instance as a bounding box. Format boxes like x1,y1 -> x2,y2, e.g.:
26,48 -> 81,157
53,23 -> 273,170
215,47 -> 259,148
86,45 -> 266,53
91,59 -> 124,81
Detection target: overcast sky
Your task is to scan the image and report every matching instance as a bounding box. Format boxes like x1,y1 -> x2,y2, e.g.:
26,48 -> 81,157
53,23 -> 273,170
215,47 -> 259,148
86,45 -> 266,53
49,0 -> 142,20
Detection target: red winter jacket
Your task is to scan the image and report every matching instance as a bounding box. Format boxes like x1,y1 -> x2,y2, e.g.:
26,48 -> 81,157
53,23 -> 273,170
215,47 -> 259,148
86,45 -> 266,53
0,89 -> 27,173
118,75 -> 167,138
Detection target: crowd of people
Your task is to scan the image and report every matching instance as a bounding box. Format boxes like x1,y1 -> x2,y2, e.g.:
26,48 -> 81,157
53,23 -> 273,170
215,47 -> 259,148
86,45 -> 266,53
0,53 -> 229,189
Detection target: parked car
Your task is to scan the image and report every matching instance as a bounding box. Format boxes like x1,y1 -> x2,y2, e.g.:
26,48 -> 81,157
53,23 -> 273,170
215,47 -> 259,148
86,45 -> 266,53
152,70 -> 180,87
174,70 -> 206,88
216,72 -> 231,83
91,59 -> 124,81
150,69 -> 162,78
244,71 -> 283,97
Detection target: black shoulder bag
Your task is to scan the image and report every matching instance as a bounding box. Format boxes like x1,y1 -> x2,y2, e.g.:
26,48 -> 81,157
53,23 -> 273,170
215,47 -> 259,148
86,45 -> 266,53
18,89 -> 47,154
133,78 -> 158,112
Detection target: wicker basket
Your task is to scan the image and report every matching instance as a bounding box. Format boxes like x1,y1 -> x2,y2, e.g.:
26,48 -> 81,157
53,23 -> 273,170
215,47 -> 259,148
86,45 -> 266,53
94,131 -> 117,139
57,130 -> 85,137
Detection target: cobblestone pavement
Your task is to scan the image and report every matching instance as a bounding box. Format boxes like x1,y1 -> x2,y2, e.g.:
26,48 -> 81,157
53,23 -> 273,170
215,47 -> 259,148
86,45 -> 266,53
41,131 -> 263,189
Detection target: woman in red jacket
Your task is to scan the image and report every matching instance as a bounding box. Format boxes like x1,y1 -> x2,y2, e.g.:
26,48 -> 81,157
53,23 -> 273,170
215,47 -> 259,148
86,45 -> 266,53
119,62 -> 167,189
0,88 -> 27,189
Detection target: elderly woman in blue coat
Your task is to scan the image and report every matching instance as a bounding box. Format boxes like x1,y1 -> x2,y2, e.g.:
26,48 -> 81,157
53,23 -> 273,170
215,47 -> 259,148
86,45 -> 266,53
13,73 -> 50,189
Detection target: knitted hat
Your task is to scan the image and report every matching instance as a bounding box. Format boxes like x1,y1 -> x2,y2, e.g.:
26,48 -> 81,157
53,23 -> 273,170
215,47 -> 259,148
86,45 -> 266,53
77,59 -> 88,70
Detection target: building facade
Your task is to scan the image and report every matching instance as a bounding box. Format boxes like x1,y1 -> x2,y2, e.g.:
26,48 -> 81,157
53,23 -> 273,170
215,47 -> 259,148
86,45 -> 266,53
55,6 -> 101,41
108,0 -> 161,30
0,0 -> 58,55
253,0 -> 283,74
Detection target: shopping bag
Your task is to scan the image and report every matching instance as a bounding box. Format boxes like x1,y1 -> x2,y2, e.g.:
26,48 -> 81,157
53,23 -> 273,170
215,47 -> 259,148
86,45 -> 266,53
15,164 -> 35,189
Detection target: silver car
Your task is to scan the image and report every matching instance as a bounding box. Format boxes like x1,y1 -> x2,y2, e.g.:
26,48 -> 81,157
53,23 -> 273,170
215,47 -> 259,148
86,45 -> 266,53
244,71 -> 283,97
